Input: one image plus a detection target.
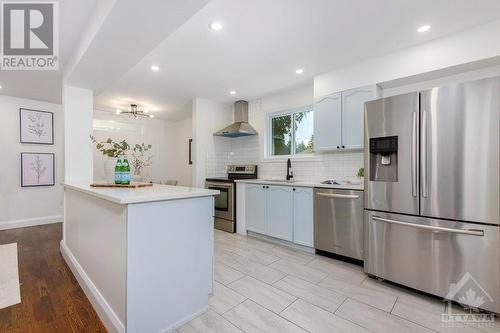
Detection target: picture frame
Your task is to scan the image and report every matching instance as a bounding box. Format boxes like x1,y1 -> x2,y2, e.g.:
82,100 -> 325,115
21,153 -> 55,187
19,108 -> 54,145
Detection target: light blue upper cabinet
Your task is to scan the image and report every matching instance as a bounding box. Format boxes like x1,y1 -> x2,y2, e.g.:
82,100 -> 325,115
246,184 -> 267,234
266,186 -> 293,241
314,92 -> 342,151
341,86 -> 380,149
314,85 -> 379,151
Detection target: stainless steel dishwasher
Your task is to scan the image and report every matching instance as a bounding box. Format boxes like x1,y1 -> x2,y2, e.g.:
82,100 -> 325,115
314,188 -> 364,260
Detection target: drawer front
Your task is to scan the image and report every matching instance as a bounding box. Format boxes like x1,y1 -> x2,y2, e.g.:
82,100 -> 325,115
364,211 -> 500,313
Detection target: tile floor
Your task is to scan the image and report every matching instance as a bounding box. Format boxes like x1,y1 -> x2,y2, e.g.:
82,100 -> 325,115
178,230 -> 499,333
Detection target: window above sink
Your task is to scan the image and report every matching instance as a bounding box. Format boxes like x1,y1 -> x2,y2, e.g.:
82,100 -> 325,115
266,105 -> 317,159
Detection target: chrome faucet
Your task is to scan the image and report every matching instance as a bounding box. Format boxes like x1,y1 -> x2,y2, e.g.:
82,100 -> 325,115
286,158 -> 293,180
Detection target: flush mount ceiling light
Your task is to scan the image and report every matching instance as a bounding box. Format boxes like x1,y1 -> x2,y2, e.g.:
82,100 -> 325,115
417,24 -> 431,33
151,65 -> 160,71
295,68 -> 304,74
229,90 -> 236,95
209,21 -> 223,31
117,104 -> 154,119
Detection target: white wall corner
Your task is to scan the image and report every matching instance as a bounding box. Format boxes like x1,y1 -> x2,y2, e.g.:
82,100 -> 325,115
63,85 -> 94,183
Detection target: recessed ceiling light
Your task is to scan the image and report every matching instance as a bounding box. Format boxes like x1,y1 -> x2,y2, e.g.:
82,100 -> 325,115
229,90 -> 236,95
417,25 -> 431,33
295,68 -> 304,74
209,21 -> 223,31
151,65 -> 160,71
0,85 -> 3,89
116,109 -> 122,114
149,114 -> 155,118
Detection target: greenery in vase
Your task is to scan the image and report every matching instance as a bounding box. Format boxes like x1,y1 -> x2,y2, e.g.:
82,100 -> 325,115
131,143 -> 153,176
90,135 -> 130,157
357,167 -> 365,178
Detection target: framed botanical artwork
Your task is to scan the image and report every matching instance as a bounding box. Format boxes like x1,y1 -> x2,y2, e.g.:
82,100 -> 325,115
21,153 -> 55,187
19,108 -> 54,144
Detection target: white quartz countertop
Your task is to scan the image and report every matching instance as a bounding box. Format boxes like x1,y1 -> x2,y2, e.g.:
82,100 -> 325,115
234,179 -> 364,191
63,182 -> 220,205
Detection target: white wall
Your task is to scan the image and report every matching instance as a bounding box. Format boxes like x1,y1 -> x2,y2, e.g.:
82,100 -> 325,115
173,117 -> 193,187
63,85 -> 93,182
0,95 -> 64,229
382,64 -> 500,97
92,110 -> 186,184
192,98 -> 232,187
314,19 -> 500,98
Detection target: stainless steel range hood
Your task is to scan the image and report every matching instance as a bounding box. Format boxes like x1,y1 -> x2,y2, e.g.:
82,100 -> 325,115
214,100 -> 258,137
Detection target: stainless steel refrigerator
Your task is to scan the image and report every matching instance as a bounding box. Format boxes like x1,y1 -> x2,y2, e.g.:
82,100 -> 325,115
364,76 -> 499,313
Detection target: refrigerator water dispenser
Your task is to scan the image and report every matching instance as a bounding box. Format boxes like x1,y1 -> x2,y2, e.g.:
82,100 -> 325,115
369,136 -> 398,182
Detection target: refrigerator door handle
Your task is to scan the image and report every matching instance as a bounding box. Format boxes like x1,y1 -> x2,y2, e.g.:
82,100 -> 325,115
421,109 -> 428,198
371,216 -> 484,236
411,111 -> 417,197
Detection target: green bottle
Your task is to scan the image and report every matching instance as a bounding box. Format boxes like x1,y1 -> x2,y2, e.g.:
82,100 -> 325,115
121,157 -> 131,185
114,158 -> 122,184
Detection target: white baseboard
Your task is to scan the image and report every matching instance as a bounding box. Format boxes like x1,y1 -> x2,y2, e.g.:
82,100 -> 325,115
247,231 -> 315,253
0,215 -> 63,231
60,241 -> 125,333
160,306 -> 208,333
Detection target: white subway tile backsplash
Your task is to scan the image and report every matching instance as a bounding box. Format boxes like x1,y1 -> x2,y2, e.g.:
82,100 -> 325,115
206,136 -> 363,183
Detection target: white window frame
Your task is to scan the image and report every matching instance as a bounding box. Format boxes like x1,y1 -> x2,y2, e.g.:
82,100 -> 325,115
265,105 -> 321,161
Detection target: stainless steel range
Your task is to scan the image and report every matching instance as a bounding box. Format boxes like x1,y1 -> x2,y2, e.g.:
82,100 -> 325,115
206,165 -> 257,233
364,76 -> 499,313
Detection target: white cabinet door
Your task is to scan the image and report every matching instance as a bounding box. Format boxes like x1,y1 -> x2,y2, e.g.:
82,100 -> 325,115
314,92 -> 342,151
341,86 -> 379,149
266,186 -> 293,241
245,184 -> 267,234
293,187 -> 314,247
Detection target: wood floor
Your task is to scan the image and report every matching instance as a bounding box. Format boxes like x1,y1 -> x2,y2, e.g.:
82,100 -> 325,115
0,223 -> 107,333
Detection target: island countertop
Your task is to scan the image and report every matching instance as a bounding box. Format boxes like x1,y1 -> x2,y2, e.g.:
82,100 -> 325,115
63,182 -> 220,204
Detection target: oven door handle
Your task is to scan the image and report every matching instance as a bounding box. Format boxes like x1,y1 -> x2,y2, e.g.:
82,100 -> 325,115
206,183 -> 233,189
372,216 -> 484,236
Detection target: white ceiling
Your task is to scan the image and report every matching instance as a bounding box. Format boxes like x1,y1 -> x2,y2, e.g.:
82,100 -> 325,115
0,0 -> 98,103
95,0 -> 500,120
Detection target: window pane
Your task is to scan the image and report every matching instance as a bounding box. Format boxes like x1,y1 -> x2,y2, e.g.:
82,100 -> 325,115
272,115 -> 292,155
294,110 -> 314,154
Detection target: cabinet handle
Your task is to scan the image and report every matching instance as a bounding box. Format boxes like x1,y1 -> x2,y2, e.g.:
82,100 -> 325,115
293,188 -> 296,191
336,146 -> 340,149
342,145 -> 345,148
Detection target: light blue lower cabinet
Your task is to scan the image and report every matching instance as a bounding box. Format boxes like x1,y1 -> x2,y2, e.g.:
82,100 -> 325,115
266,186 -> 293,241
245,184 -> 313,247
293,188 -> 314,247
245,184 -> 267,234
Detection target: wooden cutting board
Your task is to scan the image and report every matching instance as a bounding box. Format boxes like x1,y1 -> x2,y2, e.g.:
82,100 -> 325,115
90,182 -> 153,188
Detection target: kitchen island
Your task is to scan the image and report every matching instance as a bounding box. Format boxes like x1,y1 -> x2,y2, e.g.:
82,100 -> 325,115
61,182 -> 219,333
